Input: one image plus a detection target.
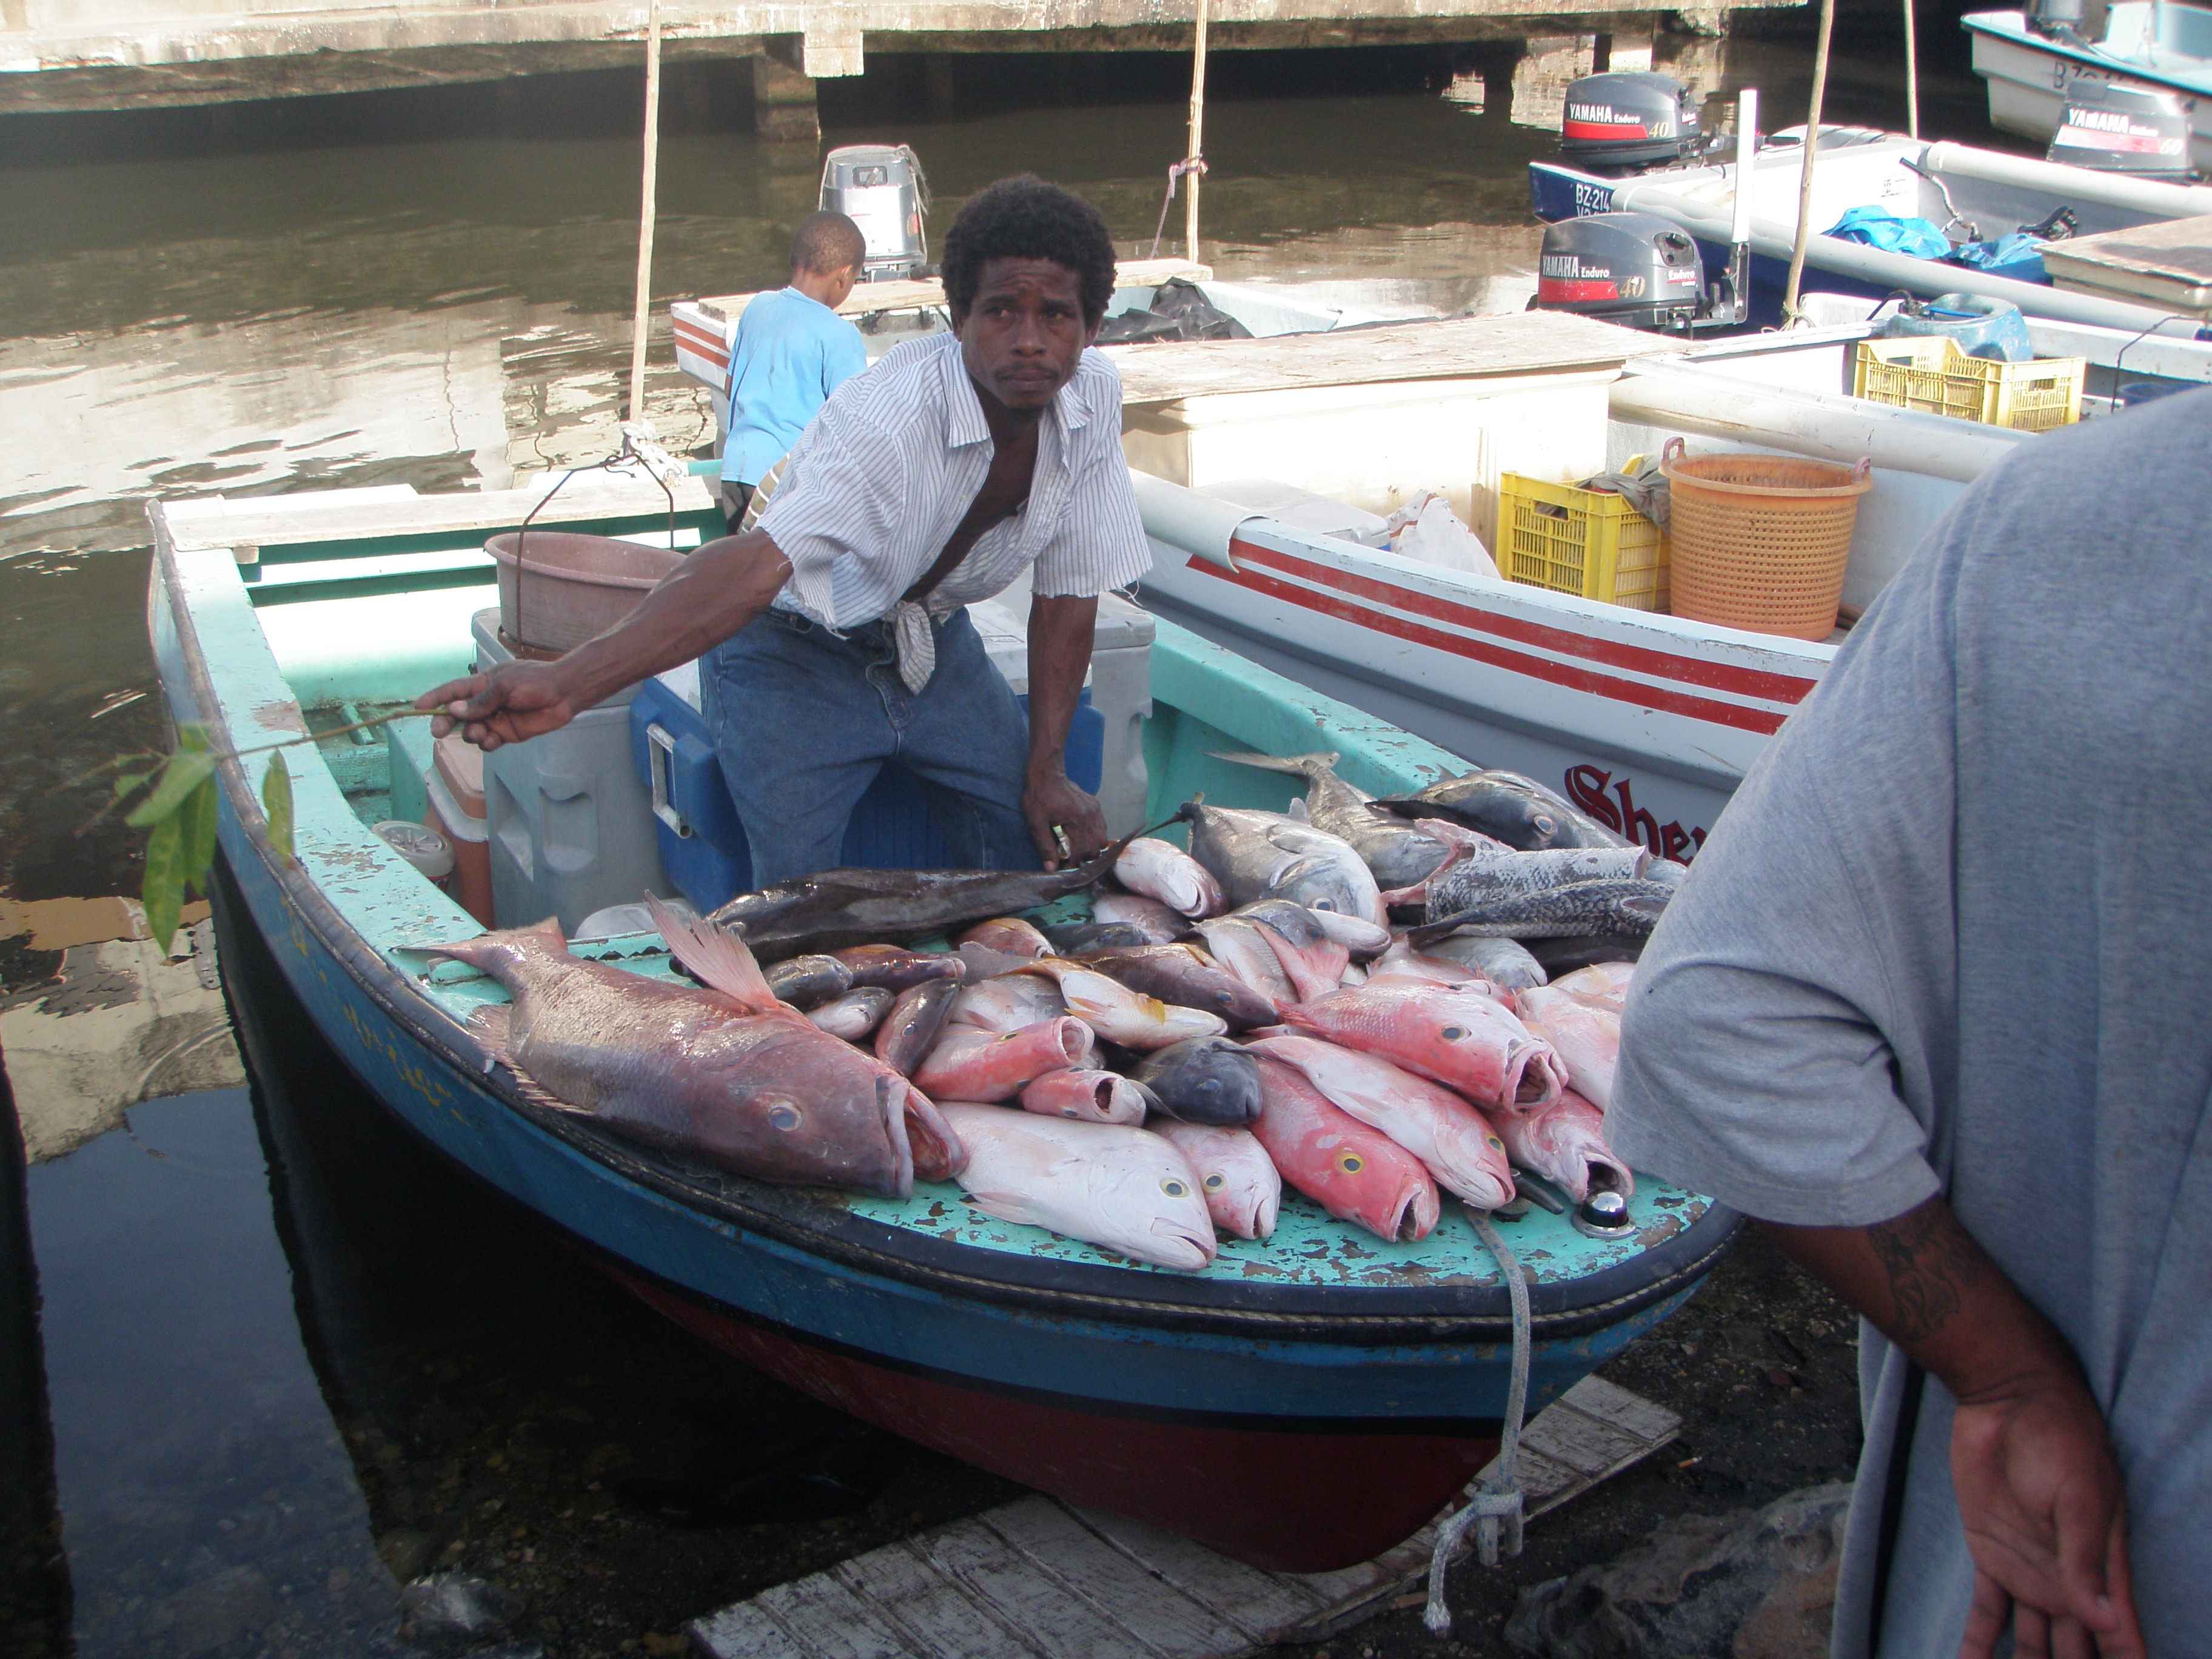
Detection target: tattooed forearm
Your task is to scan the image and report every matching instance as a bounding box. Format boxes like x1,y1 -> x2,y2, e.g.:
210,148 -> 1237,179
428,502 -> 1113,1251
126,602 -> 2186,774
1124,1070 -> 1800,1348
1866,1198 -> 1988,1346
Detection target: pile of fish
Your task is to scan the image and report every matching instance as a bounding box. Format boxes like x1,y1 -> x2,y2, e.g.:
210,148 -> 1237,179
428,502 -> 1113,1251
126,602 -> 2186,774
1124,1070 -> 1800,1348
435,755 -> 1669,1274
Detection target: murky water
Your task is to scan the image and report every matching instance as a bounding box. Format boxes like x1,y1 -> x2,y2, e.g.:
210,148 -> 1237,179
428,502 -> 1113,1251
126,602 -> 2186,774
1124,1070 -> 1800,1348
0,35 -> 2002,1655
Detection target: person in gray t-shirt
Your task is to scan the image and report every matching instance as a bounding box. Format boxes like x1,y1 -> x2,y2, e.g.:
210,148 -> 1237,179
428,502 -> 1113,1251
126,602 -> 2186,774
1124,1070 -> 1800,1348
1609,390 -> 2212,1658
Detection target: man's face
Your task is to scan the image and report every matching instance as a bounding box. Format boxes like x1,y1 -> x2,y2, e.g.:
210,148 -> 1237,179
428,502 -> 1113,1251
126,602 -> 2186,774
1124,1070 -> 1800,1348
953,258 -> 1097,412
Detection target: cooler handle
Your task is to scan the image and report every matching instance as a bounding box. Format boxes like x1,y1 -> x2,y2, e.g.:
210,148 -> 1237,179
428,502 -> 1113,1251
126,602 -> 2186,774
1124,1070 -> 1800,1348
645,723 -> 692,839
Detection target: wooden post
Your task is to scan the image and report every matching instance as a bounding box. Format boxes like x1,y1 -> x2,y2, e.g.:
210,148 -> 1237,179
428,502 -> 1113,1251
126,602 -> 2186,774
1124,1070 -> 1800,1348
1903,0 -> 1920,138
626,0 -> 664,426
1783,0 -> 1837,327
1185,0 -> 1210,264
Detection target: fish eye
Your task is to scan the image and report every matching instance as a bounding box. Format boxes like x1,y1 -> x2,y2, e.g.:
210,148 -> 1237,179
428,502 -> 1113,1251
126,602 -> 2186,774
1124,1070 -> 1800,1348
1204,1173 -> 1225,1191
765,1102 -> 803,1131
1314,899 -> 1337,911
1488,1135 -> 1506,1151
1337,1153 -> 1364,1174
1442,1025 -> 1466,1041
1161,1178 -> 1189,1198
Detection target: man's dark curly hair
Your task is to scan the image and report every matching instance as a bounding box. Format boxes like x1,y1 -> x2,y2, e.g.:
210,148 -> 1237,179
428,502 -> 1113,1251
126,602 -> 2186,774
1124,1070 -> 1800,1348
941,176 -> 1118,326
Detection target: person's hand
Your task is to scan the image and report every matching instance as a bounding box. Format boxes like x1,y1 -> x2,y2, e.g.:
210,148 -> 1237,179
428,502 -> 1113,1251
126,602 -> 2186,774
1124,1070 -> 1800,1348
415,662 -> 579,752
1022,769 -> 1108,872
1951,1369 -> 2146,1659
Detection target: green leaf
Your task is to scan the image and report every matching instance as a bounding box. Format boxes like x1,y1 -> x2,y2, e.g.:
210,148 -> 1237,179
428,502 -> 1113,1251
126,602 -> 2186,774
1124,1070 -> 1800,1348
142,811 -> 185,957
263,757 -> 294,862
126,747 -> 218,829
181,776 -> 220,897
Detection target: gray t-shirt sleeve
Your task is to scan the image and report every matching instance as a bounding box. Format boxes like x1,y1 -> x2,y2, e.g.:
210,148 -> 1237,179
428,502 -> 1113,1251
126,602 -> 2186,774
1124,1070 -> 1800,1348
1608,525 -> 1966,1228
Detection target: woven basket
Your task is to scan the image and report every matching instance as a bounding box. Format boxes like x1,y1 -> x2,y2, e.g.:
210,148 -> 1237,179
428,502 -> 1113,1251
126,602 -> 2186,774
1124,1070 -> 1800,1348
1660,438 -> 1871,641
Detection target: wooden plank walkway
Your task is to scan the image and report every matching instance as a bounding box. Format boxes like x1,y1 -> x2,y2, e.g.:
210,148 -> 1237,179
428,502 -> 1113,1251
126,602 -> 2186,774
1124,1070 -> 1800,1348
691,1375 -> 1678,1659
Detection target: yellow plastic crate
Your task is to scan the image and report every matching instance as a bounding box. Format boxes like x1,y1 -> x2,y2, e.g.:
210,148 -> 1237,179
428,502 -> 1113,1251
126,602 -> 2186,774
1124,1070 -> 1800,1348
1498,472 -> 1669,611
1852,336 -> 2085,432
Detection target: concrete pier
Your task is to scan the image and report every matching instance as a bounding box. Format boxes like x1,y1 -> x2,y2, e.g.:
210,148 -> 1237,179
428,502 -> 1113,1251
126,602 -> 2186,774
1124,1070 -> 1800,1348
2,0 -> 1798,118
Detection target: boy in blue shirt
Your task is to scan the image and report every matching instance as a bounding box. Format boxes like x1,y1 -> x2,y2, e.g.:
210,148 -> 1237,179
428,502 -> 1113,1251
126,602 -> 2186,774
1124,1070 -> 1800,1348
718,211 -> 871,532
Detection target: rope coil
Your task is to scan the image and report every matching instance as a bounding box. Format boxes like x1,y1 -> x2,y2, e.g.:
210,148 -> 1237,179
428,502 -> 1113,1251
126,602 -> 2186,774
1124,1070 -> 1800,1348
1423,1205 -> 1532,1635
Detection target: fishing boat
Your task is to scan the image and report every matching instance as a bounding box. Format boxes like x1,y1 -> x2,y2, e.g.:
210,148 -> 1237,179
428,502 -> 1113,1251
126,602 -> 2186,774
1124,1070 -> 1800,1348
1530,119 -> 2212,329
1117,307 -> 2211,847
147,468 -> 1735,1574
1965,5 -> 2212,174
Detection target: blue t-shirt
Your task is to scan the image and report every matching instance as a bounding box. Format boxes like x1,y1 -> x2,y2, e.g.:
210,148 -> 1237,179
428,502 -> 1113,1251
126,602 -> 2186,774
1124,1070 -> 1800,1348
719,287 -> 869,487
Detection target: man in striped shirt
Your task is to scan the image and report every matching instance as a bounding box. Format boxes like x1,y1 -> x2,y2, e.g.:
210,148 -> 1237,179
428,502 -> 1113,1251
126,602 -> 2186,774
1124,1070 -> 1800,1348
421,176 -> 1151,886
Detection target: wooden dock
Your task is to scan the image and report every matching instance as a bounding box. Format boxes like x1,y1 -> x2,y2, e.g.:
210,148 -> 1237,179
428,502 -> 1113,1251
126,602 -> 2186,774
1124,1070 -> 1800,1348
690,1375 -> 1679,1659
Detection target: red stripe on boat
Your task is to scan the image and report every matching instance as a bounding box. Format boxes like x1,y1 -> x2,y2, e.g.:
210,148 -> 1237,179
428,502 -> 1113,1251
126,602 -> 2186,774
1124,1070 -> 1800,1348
1196,555 -> 1790,736
1563,118 -> 1650,138
1538,278 -> 1622,303
1226,538 -> 1817,705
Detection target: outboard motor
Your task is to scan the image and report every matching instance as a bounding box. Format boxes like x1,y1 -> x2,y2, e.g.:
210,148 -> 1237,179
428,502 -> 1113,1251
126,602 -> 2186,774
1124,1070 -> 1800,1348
2046,77 -> 2199,181
819,145 -> 931,281
1560,73 -> 1703,175
1535,213 -> 1710,333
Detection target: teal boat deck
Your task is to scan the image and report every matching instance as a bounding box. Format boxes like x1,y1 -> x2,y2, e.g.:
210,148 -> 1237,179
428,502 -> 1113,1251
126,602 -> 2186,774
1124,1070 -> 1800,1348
151,474 -> 1710,1296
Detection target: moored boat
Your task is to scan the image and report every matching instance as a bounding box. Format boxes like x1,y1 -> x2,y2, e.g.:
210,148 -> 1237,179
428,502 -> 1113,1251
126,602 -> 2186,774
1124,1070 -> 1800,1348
147,468 -> 1734,1574
1532,121 -> 2212,328
1118,309 -> 2210,849
1965,5 -> 2212,175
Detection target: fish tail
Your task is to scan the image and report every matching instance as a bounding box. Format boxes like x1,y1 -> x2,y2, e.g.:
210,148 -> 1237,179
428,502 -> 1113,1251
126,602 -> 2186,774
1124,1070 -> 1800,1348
647,894 -> 786,1016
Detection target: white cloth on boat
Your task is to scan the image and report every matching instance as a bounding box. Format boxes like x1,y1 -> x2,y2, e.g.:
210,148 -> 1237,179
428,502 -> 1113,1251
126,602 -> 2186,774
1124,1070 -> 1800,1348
755,331 -> 1151,692
1607,388 -> 2212,1658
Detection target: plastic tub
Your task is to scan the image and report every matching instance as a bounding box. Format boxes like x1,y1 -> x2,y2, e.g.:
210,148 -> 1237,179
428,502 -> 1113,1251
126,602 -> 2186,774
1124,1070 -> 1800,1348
375,820 -> 455,885
1660,437 -> 1871,642
485,531 -> 682,654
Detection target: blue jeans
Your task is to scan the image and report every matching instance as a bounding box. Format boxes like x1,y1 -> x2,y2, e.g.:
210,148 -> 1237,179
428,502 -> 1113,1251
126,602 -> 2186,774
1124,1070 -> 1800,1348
700,606 -> 1040,888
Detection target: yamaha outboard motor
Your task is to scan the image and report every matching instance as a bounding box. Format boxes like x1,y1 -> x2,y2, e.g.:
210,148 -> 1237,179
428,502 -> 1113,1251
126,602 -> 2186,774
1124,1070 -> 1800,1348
1535,213 -> 1709,332
1560,73 -> 1703,175
2046,77 -> 2198,181
819,145 -> 931,282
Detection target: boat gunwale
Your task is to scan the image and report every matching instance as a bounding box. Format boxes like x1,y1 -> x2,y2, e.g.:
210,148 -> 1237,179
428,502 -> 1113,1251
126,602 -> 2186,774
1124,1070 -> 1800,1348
152,512 -> 1741,1350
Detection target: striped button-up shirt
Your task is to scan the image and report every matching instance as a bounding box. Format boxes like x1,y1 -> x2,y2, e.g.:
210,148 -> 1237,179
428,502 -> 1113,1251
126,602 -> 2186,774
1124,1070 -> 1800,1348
756,330 -> 1152,689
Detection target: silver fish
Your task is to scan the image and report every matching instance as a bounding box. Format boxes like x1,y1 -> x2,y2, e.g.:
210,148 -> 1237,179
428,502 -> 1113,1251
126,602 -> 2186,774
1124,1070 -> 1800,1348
1370,769 -> 1629,852
808,986 -> 896,1040
1412,879 -> 1675,943
940,1104 -> 1216,1272
1176,801 -> 1384,924
1212,751 -> 1450,891
427,905 -> 962,1198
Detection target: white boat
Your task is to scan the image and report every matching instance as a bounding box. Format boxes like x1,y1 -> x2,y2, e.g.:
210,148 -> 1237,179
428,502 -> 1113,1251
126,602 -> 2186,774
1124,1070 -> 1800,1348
1118,307 -> 2211,850
1966,5 -> 2212,174
669,263 -> 1426,451
1532,124 -> 2212,329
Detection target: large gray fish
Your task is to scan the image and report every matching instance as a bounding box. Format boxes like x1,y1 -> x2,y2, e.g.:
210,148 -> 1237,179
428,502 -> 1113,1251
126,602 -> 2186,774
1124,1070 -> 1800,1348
1410,878 -> 1675,943
1212,751 -> 1451,891
706,829 -> 1142,961
1175,802 -> 1385,924
1419,844 -> 1652,920
426,903 -> 963,1198
1370,769 -> 1629,852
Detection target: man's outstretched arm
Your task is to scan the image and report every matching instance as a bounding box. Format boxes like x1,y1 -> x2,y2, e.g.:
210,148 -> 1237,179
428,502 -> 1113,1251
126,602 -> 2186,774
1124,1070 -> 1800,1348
417,530 -> 791,749
1760,1199 -> 2144,1659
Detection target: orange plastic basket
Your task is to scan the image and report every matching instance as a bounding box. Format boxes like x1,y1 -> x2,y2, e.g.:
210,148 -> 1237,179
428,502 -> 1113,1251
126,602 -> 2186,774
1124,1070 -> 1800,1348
1660,438 -> 1871,642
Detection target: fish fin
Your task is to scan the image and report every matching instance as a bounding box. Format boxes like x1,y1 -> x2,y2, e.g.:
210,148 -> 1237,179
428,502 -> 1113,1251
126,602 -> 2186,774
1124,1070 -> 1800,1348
464,1002 -> 512,1058
1205,750 -> 1339,777
503,1056 -> 589,1117
648,894 -> 786,1016
959,940 -> 1036,980
524,916 -> 571,953
1287,797 -> 1312,824
962,1191 -> 1049,1228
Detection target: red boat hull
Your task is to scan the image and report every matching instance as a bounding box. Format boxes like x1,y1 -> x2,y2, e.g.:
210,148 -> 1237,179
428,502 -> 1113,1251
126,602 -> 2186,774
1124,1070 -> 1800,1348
617,1270 -> 1496,1573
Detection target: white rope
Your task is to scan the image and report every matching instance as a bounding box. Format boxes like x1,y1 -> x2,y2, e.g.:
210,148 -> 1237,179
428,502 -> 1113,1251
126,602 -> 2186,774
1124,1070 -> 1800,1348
1424,1205 -> 1531,1635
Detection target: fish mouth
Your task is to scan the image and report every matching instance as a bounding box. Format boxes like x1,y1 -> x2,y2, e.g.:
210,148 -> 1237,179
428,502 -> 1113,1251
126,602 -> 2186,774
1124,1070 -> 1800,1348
1509,1042 -> 1567,1110
1146,1219 -> 1217,1270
